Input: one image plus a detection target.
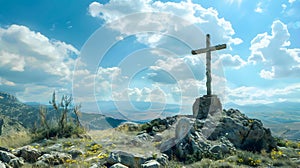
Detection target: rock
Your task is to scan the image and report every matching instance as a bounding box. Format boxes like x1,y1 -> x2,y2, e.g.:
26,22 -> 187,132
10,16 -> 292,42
110,163 -> 129,168
153,133 -> 163,142
193,95 -> 222,119
34,160 -> 49,167
0,150 -> 17,163
136,133 -> 153,141
118,122 -> 139,131
156,154 -> 168,166
0,118 -> 3,135
175,117 -> 192,140
47,143 -> 63,151
68,149 -> 84,158
38,151 -> 71,165
141,160 -> 161,168
0,161 -> 5,168
208,109 -> 277,152
14,145 -> 42,163
108,150 -> 151,168
8,158 -> 24,168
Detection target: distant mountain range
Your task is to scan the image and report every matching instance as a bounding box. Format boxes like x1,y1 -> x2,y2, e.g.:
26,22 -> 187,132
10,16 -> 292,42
1,91 -> 299,140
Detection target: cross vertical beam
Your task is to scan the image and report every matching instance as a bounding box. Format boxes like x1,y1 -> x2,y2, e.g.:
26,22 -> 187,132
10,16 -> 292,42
191,34 -> 226,96
206,34 -> 212,95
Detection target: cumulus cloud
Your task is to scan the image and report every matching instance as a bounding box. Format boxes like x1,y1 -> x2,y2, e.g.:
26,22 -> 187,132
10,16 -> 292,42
248,20 -> 300,79
227,83 -> 300,105
219,54 -> 246,69
0,24 -> 79,102
88,0 -> 242,49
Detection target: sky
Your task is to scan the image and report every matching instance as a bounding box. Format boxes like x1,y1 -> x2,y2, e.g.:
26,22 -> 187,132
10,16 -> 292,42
0,0 -> 300,114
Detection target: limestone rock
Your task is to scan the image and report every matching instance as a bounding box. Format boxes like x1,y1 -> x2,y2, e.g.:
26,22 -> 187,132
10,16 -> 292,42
108,150 -> 151,168
9,158 -> 24,168
37,151 -> 71,165
0,150 -> 17,163
68,149 -> 84,159
14,145 -> 42,163
141,160 -> 161,168
208,109 -> 277,152
0,161 -> 5,168
110,163 -> 129,168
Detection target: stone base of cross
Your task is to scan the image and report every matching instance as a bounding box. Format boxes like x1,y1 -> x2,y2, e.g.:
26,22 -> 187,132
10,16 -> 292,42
192,95 -> 222,119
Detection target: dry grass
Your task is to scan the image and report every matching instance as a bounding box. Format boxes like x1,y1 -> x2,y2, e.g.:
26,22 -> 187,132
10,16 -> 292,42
0,131 -> 31,148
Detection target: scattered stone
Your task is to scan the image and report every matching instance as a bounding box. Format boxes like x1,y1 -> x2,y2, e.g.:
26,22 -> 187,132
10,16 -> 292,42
141,160 -> 161,168
0,150 -> 17,163
108,150 -> 151,168
47,143 -> 63,151
152,133 -> 163,142
14,145 -> 42,163
8,158 -> 24,168
110,163 -> 129,168
0,161 -> 5,168
156,154 -> 168,166
37,151 -> 71,165
68,149 -> 84,158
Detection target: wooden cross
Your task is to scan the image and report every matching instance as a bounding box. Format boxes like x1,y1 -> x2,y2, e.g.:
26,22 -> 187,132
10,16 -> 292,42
191,34 -> 226,96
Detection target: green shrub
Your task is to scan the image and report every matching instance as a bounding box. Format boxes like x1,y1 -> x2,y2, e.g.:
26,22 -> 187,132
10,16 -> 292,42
32,91 -> 85,141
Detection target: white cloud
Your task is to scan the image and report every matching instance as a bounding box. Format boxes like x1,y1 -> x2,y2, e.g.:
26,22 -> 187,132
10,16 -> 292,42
0,24 -> 79,102
88,0 -> 242,49
219,54 -> 246,69
288,0 -> 296,4
259,67 -> 275,79
0,77 -> 16,86
227,83 -> 300,105
248,20 -> 300,79
254,2 -> 263,13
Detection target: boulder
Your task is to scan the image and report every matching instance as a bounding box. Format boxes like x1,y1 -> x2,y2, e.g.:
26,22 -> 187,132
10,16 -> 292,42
141,160 -> 161,168
108,150 -> 152,168
37,151 -> 71,165
14,145 -> 42,163
0,150 -> 17,163
9,158 -> 24,168
208,109 -> 277,152
0,161 -> 5,168
68,149 -> 84,158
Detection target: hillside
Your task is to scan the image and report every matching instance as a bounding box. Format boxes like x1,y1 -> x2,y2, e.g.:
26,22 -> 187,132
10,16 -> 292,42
0,92 -> 40,128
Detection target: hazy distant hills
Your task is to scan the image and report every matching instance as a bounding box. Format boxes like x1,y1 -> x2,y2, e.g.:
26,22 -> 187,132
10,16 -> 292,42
0,91 -> 299,140
0,91 -> 127,131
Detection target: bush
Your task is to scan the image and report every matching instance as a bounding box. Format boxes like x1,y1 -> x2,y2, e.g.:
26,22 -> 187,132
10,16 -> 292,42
32,91 -> 85,141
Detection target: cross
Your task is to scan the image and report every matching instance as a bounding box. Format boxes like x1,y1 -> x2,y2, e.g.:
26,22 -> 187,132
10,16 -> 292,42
191,34 -> 226,96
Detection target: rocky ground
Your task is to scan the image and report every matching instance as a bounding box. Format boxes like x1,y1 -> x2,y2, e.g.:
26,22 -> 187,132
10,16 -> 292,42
1,109 -> 300,168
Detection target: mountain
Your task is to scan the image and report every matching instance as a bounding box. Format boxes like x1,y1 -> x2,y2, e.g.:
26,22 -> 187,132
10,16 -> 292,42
0,92 -> 40,128
0,92 -> 127,131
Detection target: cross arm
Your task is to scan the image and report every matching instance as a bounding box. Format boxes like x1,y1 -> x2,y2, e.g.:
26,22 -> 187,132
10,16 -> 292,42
191,44 -> 226,55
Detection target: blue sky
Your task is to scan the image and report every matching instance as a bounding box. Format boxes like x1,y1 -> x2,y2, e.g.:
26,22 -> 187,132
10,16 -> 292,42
0,0 -> 300,114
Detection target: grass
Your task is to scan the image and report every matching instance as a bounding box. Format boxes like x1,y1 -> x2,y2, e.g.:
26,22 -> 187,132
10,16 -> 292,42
0,131 -> 31,148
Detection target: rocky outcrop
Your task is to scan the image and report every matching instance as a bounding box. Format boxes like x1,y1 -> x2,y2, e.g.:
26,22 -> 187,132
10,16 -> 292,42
208,109 -> 277,152
140,108 -> 277,162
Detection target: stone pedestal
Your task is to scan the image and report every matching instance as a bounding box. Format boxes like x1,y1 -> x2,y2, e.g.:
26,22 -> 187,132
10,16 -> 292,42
193,95 -> 222,119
